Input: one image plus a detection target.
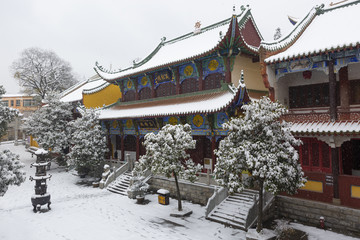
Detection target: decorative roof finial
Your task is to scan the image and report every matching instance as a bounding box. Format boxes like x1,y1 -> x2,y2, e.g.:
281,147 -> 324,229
240,70 -> 244,84
194,21 -> 201,34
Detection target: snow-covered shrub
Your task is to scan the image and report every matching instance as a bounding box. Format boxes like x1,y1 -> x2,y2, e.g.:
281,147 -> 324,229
133,124 -> 202,211
0,149 -> 26,196
23,92 -> 74,164
214,96 -> 306,232
67,108 -> 108,177
0,86 -> 18,138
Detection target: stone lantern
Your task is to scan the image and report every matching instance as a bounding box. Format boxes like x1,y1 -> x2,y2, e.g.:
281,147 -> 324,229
30,148 -> 51,212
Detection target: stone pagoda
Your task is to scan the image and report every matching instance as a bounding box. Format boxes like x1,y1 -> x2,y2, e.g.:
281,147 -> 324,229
29,148 -> 51,212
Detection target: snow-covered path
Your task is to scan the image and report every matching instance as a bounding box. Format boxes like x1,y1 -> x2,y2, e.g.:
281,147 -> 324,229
0,144 -> 244,240
0,143 -> 359,240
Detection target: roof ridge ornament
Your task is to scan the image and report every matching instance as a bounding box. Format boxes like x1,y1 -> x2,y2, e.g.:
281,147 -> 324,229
194,21 -> 201,34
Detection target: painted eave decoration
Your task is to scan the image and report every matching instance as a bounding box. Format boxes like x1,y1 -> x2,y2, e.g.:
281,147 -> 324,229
94,5 -> 262,83
262,0 -> 360,64
97,82 -> 247,120
290,120 -> 360,135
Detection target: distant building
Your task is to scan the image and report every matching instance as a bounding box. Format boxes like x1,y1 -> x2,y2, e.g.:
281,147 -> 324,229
1,94 -> 38,117
1,94 -> 39,142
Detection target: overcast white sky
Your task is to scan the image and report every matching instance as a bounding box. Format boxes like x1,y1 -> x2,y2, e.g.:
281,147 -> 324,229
0,0 -> 328,94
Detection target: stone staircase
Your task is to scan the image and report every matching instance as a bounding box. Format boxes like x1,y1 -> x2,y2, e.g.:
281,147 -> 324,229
107,171 -> 132,196
206,189 -> 259,230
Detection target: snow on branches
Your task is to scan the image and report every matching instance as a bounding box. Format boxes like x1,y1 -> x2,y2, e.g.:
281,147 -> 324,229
0,149 -> 25,197
134,124 -> 201,181
134,124 -> 201,211
23,92 -> 73,155
0,86 -> 18,138
214,96 -> 306,195
67,108 -> 108,176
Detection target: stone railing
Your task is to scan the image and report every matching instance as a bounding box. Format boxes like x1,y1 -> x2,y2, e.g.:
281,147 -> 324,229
245,190 -> 274,231
205,187 -> 228,217
100,161 -> 129,189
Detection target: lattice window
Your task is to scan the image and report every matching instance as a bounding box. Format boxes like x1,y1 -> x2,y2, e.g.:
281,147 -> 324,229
180,78 -> 198,94
204,73 -> 223,90
300,138 -> 331,173
289,82 -> 339,109
123,90 -> 135,102
350,79 -> 360,104
156,82 -> 176,98
139,87 -> 151,100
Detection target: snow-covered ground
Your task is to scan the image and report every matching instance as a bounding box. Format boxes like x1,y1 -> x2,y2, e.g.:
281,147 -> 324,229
0,143 -> 358,240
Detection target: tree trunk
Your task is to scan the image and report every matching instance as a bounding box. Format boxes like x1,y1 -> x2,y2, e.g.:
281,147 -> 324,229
256,180 -> 263,233
173,171 -> 182,211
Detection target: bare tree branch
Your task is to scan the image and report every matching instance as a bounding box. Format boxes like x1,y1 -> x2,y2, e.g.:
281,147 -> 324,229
11,47 -> 78,99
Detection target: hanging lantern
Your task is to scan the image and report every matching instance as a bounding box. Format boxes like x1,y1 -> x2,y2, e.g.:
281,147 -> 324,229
303,70 -> 312,79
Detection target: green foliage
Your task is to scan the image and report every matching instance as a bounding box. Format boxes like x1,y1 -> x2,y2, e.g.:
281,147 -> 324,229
67,108 -> 108,177
214,97 -> 306,194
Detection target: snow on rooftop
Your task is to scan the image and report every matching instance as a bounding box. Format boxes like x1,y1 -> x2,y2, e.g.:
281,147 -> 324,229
98,86 -> 245,120
290,121 -> 360,135
95,21 -> 230,81
60,78 -> 109,103
265,2 -> 360,63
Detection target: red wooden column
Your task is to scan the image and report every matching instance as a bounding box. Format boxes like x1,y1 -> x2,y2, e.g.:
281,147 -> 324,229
196,61 -> 203,91
175,67 -> 180,95
328,59 -> 337,122
136,135 -> 140,161
329,59 -> 340,202
339,66 -> 349,120
121,135 -> 124,161
225,57 -> 232,84
134,78 -> 139,101
150,76 -> 156,98
211,136 -> 216,172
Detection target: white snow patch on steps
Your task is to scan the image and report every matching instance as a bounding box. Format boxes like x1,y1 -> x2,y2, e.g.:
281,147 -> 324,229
206,189 -> 259,230
107,171 -> 132,196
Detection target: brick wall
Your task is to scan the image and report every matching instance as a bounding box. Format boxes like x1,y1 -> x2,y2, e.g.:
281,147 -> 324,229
277,195 -> 360,237
148,176 -> 215,206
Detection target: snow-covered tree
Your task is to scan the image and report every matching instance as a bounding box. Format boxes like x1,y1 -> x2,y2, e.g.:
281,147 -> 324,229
133,124 -> 202,211
214,97 -> 306,232
11,47 -> 78,99
0,149 -> 26,197
23,92 -> 74,163
273,27 -> 282,40
67,108 -> 108,177
0,86 -> 18,138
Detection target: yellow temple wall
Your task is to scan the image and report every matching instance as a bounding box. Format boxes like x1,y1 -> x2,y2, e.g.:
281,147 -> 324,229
231,55 -> 268,99
83,84 -> 121,109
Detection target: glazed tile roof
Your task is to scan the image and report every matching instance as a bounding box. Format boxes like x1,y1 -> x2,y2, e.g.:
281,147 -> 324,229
98,84 -> 246,120
94,6 -> 262,82
264,0 -> 360,63
60,75 -> 109,103
290,121 -> 360,135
